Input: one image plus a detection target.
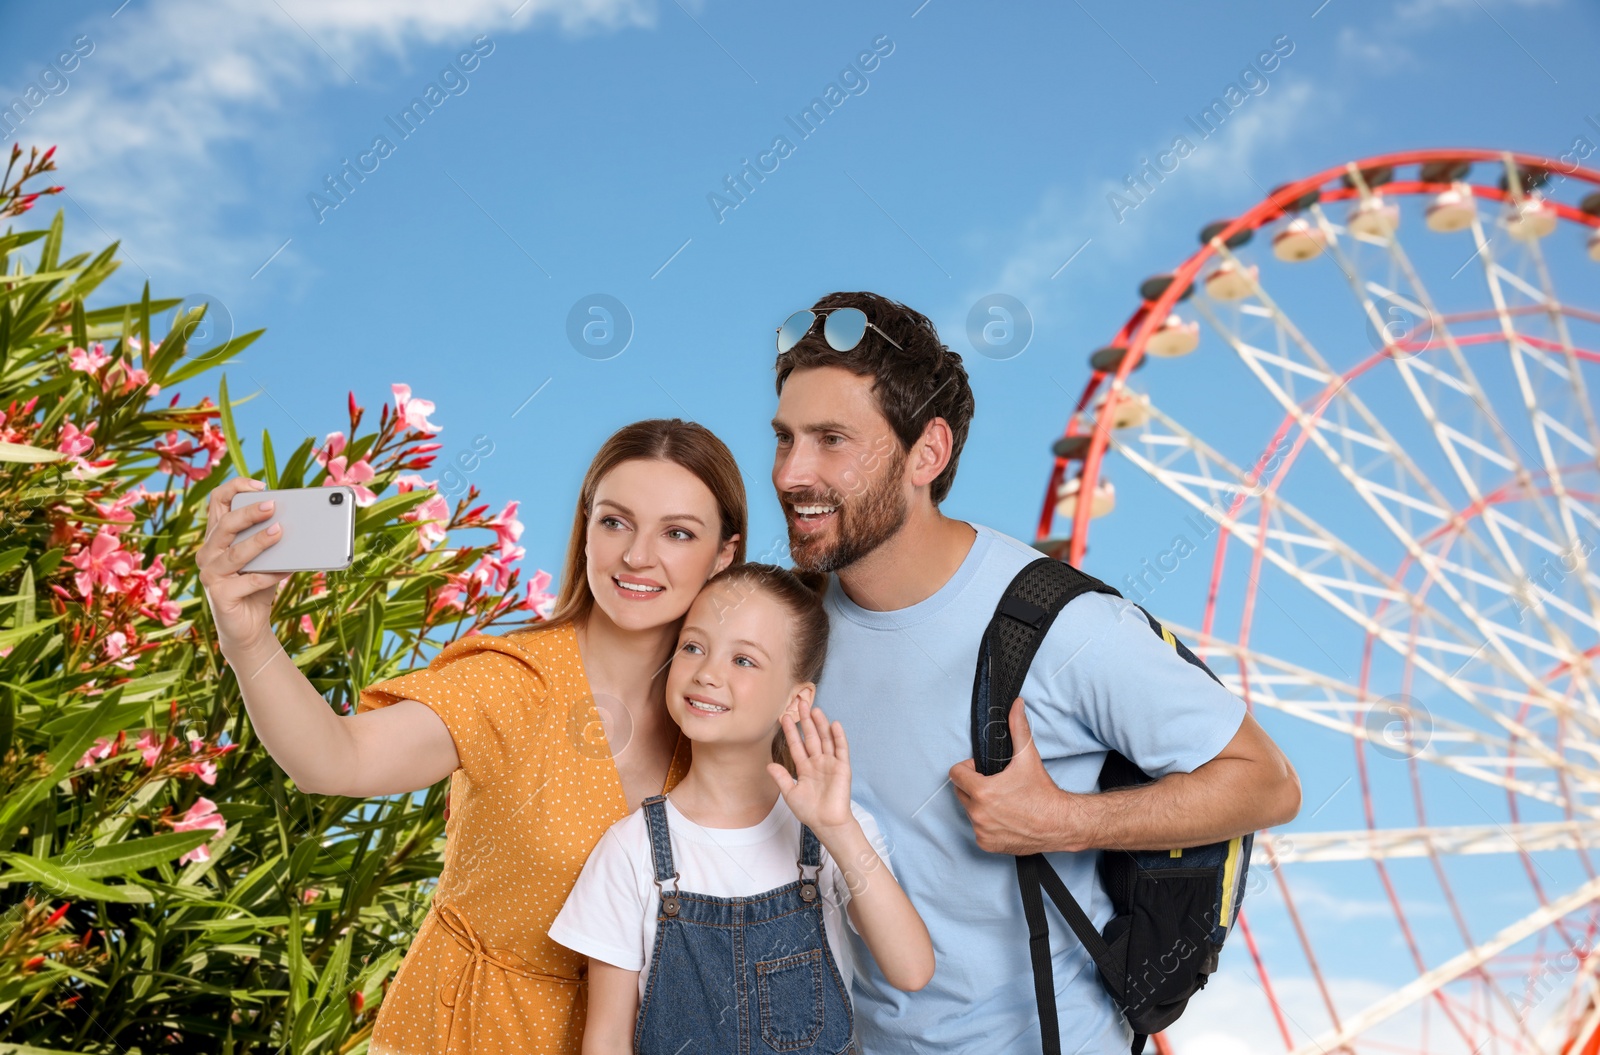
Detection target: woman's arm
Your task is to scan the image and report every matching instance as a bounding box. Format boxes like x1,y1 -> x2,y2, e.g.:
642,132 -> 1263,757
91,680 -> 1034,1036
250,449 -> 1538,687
770,705 -> 935,992
582,959 -> 641,1055
197,477 -> 459,797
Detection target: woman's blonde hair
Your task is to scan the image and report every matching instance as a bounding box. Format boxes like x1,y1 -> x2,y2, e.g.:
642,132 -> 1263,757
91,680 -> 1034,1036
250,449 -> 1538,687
537,419 -> 748,633
700,562 -> 830,778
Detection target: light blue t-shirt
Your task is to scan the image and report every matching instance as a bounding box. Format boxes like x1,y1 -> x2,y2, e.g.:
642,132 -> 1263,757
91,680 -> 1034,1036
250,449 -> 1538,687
817,522 -> 1246,1054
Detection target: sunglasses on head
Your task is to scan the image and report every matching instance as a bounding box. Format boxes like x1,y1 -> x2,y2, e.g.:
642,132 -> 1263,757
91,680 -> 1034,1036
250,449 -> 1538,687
775,306 -> 903,354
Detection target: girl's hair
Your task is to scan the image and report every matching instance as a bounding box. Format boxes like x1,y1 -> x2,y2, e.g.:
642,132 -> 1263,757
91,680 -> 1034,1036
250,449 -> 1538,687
537,419 -> 748,632
702,562 -> 830,776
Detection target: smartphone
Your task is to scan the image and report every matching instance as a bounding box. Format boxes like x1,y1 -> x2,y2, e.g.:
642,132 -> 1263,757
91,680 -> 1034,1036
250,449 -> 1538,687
229,486 -> 356,573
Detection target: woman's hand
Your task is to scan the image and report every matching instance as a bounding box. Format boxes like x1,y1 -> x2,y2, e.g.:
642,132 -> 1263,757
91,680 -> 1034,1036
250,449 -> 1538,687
767,704 -> 855,836
196,477 -> 290,661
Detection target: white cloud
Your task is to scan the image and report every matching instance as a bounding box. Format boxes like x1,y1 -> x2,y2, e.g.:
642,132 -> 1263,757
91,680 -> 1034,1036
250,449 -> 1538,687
1395,0 -> 1561,23
6,0 -> 657,279
1336,25 -> 1414,70
957,79 -> 1321,335
1168,970 -> 1484,1055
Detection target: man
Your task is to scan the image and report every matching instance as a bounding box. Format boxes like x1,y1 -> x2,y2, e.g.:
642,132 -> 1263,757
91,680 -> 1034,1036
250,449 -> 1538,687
769,291 -> 1301,1053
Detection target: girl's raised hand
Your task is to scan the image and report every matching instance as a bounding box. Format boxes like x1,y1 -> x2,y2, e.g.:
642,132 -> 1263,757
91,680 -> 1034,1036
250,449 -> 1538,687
767,705 -> 855,835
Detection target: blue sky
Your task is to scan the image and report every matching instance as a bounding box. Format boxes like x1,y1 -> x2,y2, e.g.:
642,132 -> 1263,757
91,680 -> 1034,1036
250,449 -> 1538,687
6,0 -> 1600,1049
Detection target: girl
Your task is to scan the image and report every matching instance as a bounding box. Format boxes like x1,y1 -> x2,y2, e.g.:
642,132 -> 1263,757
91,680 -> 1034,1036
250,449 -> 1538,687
550,563 -> 934,1055
196,419 -> 746,1055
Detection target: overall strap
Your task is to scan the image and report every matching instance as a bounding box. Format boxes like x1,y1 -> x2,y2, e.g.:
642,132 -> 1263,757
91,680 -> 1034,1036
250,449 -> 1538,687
798,823 -> 822,868
640,795 -> 677,884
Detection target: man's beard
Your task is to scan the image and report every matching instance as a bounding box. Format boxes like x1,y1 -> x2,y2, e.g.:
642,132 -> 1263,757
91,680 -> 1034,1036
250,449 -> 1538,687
785,448 -> 909,575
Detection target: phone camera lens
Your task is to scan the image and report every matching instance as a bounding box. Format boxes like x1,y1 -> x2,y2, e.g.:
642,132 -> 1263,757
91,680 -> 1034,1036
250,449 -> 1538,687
329,491 -> 345,506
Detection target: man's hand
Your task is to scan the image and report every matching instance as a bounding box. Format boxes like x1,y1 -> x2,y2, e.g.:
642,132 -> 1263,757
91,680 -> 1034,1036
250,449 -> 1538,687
949,696 -> 1088,855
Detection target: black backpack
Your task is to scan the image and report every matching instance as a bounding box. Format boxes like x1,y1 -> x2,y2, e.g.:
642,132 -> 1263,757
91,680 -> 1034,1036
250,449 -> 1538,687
971,557 -> 1251,1055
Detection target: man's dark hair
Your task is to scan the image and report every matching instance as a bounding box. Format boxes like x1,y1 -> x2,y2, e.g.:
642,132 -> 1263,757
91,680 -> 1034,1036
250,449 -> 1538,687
773,291 -> 976,506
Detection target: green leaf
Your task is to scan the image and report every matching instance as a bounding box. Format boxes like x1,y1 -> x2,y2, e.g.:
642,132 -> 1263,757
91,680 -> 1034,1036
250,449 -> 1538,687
38,210 -> 64,273
0,617 -> 60,651
57,831 -> 214,879
33,547 -> 64,578
0,441 -> 63,464
0,853 -> 154,903
261,429 -> 279,489
0,547 -> 28,577
216,374 -> 249,477
162,328 -> 263,387
71,296 -> 88,351
0,688 -> 122,850
139,280 -> 152,362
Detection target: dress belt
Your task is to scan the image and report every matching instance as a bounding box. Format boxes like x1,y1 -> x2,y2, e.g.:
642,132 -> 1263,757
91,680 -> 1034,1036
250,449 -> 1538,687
433,903 -> 581,1052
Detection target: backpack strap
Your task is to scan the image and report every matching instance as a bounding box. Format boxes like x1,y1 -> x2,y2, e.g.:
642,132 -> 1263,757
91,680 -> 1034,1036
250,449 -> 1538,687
973,558 -> 1127,1055
972,558 -> 1119,777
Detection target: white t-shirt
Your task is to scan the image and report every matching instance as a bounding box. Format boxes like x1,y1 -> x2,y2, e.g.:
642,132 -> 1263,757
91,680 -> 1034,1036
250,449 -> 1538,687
549,794 -> 890,999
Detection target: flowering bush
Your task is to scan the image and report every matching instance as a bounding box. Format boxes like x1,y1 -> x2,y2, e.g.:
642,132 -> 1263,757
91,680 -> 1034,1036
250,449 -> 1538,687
0,156 -> 553,1052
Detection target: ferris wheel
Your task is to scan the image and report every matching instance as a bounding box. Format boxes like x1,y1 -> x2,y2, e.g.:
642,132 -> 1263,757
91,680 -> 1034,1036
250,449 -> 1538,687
1037,149 -> 1600,1055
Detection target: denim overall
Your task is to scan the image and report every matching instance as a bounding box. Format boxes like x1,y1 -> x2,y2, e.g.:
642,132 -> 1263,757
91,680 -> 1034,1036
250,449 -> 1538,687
633,794 -> 858,1055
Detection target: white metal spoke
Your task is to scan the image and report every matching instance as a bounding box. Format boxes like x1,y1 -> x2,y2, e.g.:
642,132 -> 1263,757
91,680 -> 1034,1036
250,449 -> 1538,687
1114,404 -> 1600,763
1257,821 -> 1600,864
1193,247 -> 1594,711
1286,875 -> 1600,1055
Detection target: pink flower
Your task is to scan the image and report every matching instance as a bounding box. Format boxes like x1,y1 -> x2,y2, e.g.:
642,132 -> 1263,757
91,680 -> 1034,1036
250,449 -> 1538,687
524,569 -> 557,620
392,384 -> 440,434
299,614 -> 318,644
114,551 -> 182,626
66,529 -> 138,598
177,759 -> 218,786
323,456 -> 377,506
433,573 -> 469,612
103,360 -> 157,398
313,432 -> 346,468
196,424 -> 226,468
155,432 -> 208,481
75,737 -> 117,770
104,631 -> 128,659
136,730 -> 164,767
56,421 -> 96,458
92,488 -> 150,532
486,501 -> 524,562
412,494 -> 451,547
396,475 -> 451,548
168,797 -> 226,865
69,456 -> 117,482
469,551 -> 516,594
68,344 -> 110,374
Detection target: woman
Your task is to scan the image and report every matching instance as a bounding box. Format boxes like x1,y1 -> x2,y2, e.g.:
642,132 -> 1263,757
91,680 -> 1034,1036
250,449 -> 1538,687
196,419 -> 746,1054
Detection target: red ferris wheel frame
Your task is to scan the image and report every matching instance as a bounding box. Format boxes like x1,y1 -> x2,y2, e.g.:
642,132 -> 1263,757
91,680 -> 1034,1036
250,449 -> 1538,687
1037,148 -> 1600,1054
1038,148 -> 1600,568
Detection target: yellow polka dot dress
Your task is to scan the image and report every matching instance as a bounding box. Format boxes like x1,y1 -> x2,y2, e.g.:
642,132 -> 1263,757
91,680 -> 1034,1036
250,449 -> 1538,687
356,622 -> 690,1055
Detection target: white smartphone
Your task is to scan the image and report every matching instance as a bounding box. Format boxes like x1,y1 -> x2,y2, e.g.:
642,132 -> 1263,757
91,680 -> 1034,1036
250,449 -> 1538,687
229,486 -> 356,573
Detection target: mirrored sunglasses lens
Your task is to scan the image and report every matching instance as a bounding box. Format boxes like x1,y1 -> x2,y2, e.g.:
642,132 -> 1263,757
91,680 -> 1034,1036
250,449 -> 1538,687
823,307 -> 868,350
777,310 -> 817,353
